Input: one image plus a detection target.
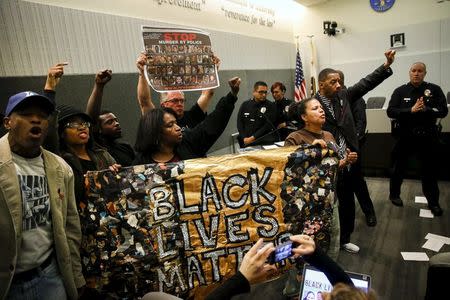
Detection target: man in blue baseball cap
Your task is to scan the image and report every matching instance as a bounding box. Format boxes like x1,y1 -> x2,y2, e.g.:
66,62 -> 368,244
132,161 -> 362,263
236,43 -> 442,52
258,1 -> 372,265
1,91 -> 85,299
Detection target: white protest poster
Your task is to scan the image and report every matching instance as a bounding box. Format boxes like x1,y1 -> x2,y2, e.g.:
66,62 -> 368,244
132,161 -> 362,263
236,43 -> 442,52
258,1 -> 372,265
141,26 -> 220,92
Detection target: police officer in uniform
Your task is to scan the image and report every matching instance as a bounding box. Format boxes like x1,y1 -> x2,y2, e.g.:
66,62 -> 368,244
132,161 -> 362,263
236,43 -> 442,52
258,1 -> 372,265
271,82 -> 294,141
237,81 -> 278,147
387,62 -> 448,216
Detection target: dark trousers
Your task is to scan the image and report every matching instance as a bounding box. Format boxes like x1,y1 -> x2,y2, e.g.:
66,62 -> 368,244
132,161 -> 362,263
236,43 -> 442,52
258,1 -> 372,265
389,136 -> 440,206
350,149 -> 375,216
337,168 -> 355,245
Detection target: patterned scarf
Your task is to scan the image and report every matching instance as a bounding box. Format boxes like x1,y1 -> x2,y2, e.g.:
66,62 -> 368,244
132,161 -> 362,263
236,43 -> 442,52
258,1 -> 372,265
316,92 -> 347,159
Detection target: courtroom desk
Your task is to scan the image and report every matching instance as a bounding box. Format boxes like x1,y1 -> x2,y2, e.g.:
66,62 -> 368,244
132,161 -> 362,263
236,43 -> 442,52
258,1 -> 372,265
362,108 -> 450,180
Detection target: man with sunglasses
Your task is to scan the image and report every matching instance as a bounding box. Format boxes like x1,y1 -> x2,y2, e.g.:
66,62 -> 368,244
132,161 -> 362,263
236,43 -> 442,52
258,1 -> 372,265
237,81 -> 278,147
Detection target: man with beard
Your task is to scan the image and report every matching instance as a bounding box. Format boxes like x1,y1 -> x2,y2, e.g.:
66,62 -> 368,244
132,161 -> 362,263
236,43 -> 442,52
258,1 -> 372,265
315,50 -> 395,254
0,91 -> 85,299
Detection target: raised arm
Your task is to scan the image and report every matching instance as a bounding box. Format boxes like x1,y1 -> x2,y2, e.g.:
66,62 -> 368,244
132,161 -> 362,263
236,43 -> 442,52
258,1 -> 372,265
346,50 -> 395,102
197,89 -> 215,112
85,69 -> 112,121
44,62 -> 67,92
136,53 -> 155,115
43,62 -> 67,154
184,77 -> 241,158
196,56 -> 220,112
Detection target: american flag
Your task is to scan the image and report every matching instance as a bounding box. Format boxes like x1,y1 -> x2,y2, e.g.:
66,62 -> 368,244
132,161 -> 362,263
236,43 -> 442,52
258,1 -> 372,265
294,49 -> 307,102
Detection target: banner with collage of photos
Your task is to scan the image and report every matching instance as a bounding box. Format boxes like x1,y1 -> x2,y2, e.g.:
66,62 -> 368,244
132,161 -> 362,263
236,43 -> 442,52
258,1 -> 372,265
142,26 -> 219,92
80,145 -> 339,299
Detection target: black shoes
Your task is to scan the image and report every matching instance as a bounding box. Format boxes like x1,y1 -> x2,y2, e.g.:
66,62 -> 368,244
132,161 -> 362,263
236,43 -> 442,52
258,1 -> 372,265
366,214 -> 377,227
429,205 -> 443,216
390,197 -> 403,207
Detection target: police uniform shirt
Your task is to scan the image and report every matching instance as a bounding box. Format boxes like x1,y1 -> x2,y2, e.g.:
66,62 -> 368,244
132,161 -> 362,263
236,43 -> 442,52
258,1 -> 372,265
237,98 -> 277,143
387,82 -> 448,133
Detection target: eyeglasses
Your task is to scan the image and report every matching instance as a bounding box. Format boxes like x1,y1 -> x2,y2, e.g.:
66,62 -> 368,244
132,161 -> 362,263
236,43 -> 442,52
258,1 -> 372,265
65,121 -> 91,129
257,91 -> 268,94
166,98 -> 185,104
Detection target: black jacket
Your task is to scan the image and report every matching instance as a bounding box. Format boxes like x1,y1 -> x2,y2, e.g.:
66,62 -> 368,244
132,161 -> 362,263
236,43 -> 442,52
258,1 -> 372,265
316,64 -> 392,151
134,92 -> 238,164
387,81 -> 448,136
237,98 -> 278,146
351,97 -> 367,140
177,102 -> 206,130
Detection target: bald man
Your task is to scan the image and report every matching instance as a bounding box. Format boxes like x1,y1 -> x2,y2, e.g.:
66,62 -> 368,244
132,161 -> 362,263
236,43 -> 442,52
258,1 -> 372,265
387,62 -> 448,216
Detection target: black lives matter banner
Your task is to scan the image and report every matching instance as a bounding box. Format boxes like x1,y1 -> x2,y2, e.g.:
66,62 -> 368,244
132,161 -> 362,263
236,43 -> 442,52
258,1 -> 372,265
141,26 -> 219,92
81,145 -> 339,299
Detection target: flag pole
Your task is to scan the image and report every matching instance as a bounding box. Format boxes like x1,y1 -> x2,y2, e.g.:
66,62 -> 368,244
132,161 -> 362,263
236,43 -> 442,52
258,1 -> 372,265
293,36 -> 307,102
307,35 -> 317,96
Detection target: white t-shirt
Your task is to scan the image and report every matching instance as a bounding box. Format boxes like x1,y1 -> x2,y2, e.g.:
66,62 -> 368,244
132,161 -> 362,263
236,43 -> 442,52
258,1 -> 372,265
12,152 -> 54,273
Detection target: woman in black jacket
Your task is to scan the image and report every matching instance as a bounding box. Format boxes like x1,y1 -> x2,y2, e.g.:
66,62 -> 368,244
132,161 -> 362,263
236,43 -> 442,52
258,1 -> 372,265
133,77 -> 240,164
57,105 -> 118,206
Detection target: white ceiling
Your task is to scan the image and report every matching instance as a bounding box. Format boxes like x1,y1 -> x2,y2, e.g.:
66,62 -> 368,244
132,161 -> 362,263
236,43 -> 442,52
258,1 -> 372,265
293,0 -> 329,7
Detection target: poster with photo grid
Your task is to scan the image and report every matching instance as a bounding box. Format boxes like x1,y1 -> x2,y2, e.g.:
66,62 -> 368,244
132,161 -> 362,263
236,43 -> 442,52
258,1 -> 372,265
142,26 -> 220,92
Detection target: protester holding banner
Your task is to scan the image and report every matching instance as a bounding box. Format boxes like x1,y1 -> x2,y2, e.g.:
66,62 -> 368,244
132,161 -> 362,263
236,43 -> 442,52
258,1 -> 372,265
134,77 -> 241,163
283,97 -> 357,296
136,53 -> 218,130
285,96 -> 358,245
314,50 -> 395,254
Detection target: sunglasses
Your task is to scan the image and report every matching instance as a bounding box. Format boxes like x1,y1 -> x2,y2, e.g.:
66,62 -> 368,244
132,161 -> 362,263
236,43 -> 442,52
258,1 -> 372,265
65,121 -> 91,129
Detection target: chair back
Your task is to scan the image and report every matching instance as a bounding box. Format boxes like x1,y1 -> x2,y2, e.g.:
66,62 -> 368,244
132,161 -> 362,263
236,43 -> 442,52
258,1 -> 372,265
425,252 -> 450,300
366,97 -> 386,109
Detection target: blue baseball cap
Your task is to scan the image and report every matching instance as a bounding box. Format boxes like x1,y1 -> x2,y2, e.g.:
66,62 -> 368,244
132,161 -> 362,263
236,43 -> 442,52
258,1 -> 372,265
5,91 -> 55,116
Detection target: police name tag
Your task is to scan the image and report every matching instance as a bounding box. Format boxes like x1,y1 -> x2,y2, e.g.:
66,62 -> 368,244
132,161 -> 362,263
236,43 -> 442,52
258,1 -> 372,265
403,98 -> 411,102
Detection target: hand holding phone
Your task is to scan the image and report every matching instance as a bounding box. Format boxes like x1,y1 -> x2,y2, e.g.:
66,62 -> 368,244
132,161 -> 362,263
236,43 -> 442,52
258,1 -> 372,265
268,241 -> 298,264
290,235 -> 316,258
239,239 -> 276,284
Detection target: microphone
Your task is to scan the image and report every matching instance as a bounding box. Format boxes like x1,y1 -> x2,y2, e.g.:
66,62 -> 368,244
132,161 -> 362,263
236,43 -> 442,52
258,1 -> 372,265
424,89 -> 432,104
245,106 -> 281,147
285,123 -> 299,131
246,126 -> 285,147
258,106 -> 280,142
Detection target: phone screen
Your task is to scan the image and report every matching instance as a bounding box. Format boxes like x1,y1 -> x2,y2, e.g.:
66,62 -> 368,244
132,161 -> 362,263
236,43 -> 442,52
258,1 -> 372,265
269,241 -> 294,264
